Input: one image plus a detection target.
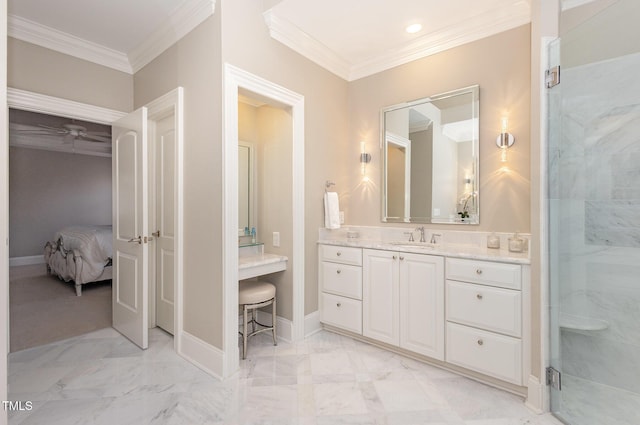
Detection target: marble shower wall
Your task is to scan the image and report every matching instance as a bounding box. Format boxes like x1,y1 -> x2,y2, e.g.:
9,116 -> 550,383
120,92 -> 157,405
554,51 -> 640,394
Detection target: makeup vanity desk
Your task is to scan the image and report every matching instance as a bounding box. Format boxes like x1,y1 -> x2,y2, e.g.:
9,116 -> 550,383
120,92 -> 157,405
239,243 -> 288,280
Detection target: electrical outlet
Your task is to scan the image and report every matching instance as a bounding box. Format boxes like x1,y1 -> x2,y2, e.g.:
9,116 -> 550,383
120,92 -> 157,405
339,211 -> 345,224
273,231 -> 280,247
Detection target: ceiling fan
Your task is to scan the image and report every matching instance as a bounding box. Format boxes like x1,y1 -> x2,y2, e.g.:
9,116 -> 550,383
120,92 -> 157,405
13,122 -> 112,144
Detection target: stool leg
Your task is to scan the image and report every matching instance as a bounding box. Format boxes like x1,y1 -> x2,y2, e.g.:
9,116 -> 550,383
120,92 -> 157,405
251,308 -> 256,333
272,297 -> 277,346
243,304 -> 248,359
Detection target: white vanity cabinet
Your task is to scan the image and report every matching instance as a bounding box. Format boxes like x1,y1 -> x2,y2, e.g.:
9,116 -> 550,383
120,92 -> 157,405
362,249 -> 445,361
318,245 -> 363,334
445,257 -> 524,385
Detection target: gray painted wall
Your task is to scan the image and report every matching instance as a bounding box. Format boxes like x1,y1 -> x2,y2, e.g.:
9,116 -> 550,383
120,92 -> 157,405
9,147 -> 112,258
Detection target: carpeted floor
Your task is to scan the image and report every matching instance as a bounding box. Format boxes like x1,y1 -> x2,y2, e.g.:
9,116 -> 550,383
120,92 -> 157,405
9,264 -> 112,352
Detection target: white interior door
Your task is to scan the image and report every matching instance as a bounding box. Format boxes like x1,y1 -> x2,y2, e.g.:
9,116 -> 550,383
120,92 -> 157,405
154,114 -> 175,334
112,107 -> 149,349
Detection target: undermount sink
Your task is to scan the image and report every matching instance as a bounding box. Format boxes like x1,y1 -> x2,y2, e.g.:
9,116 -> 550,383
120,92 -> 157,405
389,241 -> 437,249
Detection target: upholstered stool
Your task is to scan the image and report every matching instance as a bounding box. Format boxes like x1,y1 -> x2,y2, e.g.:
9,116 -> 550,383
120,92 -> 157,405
239,280 -> 277,359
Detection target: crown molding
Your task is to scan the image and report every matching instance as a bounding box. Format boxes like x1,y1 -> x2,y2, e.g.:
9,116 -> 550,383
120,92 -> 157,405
263,10 -> 351,80
265,2 -> 530,82
7,87 -> 126,125
350,3 -> 531,80
129,0 -> 216,73
8,15 -> 132,74
8,0 -> 216,75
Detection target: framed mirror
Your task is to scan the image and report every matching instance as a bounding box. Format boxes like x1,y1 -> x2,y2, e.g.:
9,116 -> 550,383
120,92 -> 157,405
238,141 -> 256,239
381,85 -> 479,224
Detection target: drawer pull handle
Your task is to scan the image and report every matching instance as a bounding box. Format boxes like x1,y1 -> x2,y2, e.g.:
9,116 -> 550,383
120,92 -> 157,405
337,269 -> 341,274
393,255 -> 397,260
476,294 -> 483,300
477,339 -> 484,346
336,302 -> 341,307
399,256 -> 404,260
476,269 -> 483,275
337,252 -> 342,256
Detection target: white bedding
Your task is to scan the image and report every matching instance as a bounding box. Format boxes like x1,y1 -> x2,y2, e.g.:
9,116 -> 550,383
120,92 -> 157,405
46,225 -> 113,294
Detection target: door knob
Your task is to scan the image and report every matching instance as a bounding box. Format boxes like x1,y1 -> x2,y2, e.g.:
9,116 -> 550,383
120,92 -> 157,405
152,230 -> 160,237
127,236 -> 142,244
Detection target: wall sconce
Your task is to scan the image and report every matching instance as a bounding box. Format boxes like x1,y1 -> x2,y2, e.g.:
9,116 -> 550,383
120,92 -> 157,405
360,141 -> 371,177
496,117 -> 515,162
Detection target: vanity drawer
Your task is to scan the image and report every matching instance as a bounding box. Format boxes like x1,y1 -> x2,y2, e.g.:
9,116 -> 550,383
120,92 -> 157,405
446,258 -> 521,290
321,262 -> 362,300
321,292 -> 362,334
320,245 -> 362,266
446,322 -> 522,385
446,280 -> 521,337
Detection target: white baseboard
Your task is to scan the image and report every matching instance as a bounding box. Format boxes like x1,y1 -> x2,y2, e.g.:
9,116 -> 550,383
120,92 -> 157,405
10,255 -> 45,267
255,311 -> 293,343
304,310 -> 321,337
525,375 -> 548,413
237,310 -> 320,344
178,330 -> 224,380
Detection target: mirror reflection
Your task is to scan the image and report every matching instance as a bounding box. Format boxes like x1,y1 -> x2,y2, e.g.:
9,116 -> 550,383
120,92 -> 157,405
382,85 -> 479,224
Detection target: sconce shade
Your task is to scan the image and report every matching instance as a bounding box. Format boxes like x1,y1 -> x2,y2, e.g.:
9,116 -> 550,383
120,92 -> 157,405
496,132 -> 515,148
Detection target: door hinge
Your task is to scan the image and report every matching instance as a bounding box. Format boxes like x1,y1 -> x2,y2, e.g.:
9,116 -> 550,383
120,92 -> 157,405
546,366 -> 562,390
545,66 -> 561,88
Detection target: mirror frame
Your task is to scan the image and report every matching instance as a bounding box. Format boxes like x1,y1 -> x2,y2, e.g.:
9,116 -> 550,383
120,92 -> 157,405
380,85 -> 479,224
238,141 -> 256,235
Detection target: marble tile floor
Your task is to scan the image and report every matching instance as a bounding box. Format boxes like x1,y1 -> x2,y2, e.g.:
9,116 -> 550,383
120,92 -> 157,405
8,327 -> 564,425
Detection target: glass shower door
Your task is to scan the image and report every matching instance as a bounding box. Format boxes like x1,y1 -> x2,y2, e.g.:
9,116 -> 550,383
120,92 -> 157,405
548,1 -> 640,424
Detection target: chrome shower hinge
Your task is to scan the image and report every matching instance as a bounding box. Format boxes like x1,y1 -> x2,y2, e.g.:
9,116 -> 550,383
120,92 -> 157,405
546,366 -> 562,391
546,66 -> 561,88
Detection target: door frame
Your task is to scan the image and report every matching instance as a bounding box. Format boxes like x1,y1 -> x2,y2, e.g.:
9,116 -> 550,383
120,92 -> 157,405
6,87 -> 185,353
145,88 -> 185,346
223,64 -> 305,377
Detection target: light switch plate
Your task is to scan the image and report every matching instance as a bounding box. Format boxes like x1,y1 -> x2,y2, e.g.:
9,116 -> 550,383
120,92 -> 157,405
273,231 -> 280,247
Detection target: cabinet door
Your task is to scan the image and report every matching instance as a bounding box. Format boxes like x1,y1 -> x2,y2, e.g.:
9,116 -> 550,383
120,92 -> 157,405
399,253 -> 444,360
363,249 -> 399,346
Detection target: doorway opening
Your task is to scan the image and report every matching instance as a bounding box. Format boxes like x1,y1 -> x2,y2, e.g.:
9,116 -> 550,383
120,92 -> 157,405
6,88 -> 184,354
222,64 -> 305,378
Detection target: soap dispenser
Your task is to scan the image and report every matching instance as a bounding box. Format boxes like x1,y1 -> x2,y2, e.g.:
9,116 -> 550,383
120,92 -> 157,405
487,233 -> 500,249
508,232 -> 524,253
251,227 -> 256,244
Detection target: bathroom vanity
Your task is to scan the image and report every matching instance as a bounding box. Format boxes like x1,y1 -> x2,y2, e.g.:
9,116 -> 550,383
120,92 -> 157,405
318,228 -> 530,392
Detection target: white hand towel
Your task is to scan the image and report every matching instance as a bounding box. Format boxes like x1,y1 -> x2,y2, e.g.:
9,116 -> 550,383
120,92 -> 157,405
324,192 -> 341,229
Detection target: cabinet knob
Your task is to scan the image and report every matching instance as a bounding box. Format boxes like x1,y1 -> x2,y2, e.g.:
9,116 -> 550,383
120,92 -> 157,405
476,269 -> 483,275
477,339 -> 484,346
336,269 -> 341,274
399,256 -> 404,261
392,255 -> 397,260
336,302 -> 341,307
476,294 -> 483,300
336,251 -> 342,256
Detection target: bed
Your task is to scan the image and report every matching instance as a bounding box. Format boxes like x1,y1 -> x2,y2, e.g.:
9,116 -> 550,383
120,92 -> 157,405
44,225 -> 113,296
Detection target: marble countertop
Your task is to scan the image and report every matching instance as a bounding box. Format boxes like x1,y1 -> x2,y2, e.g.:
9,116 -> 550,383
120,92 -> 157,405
239,253 -> 288,269
318,239 -> 530,264
238,252 -> 288,280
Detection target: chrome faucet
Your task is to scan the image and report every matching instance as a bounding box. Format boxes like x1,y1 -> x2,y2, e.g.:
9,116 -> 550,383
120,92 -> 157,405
404,231 -> 415,242
415,226 -> 426,243
430,233 -> 442,244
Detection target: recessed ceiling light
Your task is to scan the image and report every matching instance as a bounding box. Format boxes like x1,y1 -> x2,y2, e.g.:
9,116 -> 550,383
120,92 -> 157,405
405,23 -> 422,34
